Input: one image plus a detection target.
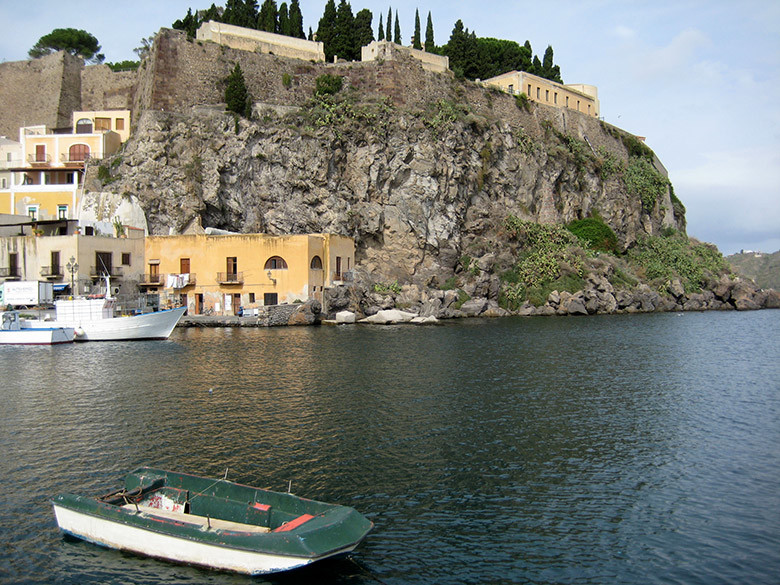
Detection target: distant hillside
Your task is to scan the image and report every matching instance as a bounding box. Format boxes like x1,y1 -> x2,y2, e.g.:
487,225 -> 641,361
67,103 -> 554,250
727,251 -> 780,290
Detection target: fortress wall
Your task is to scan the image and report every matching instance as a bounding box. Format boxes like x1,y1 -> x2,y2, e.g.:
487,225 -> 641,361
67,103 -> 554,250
0,51 -> 82,136
81,65 -> 136,111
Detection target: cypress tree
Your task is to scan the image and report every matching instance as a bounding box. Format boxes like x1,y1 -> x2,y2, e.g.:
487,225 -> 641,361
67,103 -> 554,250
412,9 -> 422,49
424,11 -> 434,51
317,0 -> 338,61
225,62 -> 250,117
377,13 -> 384,41
355,9 -> 374,50
278,2 -> 290,36
257,0 -> 278,32
202,4 -> 221,23
393,10 -> 401,44
387,7 -> 393,42
289,0 -> 305,38
332,0 -> 356,61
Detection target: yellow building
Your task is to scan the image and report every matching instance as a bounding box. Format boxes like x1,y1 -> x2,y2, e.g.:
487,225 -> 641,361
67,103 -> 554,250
483,70 -> 600,118
0,122 -> 122,221
143,232 -> 355,315
72,110 -> 131,143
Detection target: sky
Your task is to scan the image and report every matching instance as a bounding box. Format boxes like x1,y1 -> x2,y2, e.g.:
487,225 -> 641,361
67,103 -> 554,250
1,0 -> 778,255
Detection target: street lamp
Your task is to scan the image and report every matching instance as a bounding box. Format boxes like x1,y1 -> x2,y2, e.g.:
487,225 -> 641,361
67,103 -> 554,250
66,256 -> 79,296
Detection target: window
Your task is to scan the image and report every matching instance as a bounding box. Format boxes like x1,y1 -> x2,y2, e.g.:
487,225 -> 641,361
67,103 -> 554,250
6,153 -> 11,162
122,253 -> 131,266
115,118 -> 125,131
248,293 -> 256,303
577,100 -> 581,111
264,293 -> 278,306
508,84 -> 514,94
95,252 -> 112,275
27,205 -> 38,220
310,255 -> 323,269
180,258 -> 190,274
545,89 -> 549,102
566,96 -> 569,107
76,119 -> 93,134
9,253 -> 18,277
85,226 -> 95,236
554,92 -> 558,105
536,87 -> 540,99
527,84 -> 531,96
1,178 -> 5,189
51,251 -> 60,274
264,256 -> 288,270
68,144 -> 90,162
44,173 -> 51,185
95,117 -> 111,132
58,205 -> 68,219
227,256 -> 238,275
35,144 -> 46,162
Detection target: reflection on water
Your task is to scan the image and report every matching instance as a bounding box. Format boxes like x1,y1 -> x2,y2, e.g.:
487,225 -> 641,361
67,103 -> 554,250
1,311 -> 779,584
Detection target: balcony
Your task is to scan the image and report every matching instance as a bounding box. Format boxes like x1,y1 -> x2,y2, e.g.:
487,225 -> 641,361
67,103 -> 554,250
90,266 -> 124,278
0,267 -> 21,280
40,266 -> 63,279
216,271 -> 243,285
27,153 -> 51,166
60,153 -> 90,167
139,273 -> 165,287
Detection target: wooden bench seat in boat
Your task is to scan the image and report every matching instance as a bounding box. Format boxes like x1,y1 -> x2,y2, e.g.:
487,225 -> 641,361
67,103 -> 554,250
122,504 -> 271,533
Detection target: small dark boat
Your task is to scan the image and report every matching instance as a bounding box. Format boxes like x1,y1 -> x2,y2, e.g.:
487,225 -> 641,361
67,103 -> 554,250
52,467 -> 373,575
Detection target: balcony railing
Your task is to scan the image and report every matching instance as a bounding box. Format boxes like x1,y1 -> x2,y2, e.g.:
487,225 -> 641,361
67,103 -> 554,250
139,273 -> 165,286
27,153 -> 51,165
0,267 -> 21,279
216,271 -> 243,284
90,266 -> 124,278
40,266 -> 63,278
60,153 -> 90,165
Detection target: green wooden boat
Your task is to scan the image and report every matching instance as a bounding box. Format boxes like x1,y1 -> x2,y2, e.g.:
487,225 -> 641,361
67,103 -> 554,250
52,467 -> 373,575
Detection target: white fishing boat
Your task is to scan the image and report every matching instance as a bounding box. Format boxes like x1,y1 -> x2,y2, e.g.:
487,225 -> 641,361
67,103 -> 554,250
22,276 -> 185,342
0,311 -> 74,345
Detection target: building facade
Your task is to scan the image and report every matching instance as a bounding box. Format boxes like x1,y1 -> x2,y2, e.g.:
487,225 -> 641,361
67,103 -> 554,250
0,217 -> 144,298
0,120 -> 122,222
143,233 -> 354,315
483,70 -> 600,118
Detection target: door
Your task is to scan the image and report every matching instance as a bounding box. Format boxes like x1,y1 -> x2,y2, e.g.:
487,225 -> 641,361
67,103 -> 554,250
96,252 -> 112,276
149,263 -> 159,284
35,144 -> 46,162
180,258 -> 190,275
195,293 -> 203,314
232,293 -> 241,315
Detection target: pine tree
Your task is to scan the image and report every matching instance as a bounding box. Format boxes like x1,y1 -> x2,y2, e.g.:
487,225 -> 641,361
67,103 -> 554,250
317,0 -> 338,61
257,0 -> 278,32
225,62 -> 250,117
278,2 -> 290,36
289,0 -> 305,38
202,4 -> 222,23
173,8 -> 198,38
393,10 -> 401,44
412,9 -> 422,50
424,11 -> 434,52
355,9 -> 374,50
377,13 -> 384,41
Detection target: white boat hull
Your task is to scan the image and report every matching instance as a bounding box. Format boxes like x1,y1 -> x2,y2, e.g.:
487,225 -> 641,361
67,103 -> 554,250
52,503 -> 331,575
24,307 -> 185,342
0,327 -> 74,345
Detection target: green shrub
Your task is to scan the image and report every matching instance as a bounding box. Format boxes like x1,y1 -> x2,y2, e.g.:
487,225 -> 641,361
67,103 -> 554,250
314,74 -> 343,96
515,92 -> 530,112
624,157 -> 669,212
567,216 -> 619,254
282,73 -> 292,88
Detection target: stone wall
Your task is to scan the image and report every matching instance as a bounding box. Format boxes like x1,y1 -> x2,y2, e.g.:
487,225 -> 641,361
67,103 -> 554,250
361,40 -> 450,74
81,65 -> 136,111
0,51 -> 82,137
196,21 -> 325,62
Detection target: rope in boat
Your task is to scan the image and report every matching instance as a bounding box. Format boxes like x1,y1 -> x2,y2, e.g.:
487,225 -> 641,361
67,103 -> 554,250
187,467 -> 230,502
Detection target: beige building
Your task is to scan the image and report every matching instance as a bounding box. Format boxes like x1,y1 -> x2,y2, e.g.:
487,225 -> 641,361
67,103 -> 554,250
361,40 -> 449,73
0,136 -> 22,193
143,232 -> 354,315
196,21 -> 326,62
0,217 -> 144,297
483,70 -> 600,118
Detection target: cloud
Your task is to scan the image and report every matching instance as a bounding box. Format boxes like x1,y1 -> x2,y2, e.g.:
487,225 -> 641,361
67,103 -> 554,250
613,25 -> 636,40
